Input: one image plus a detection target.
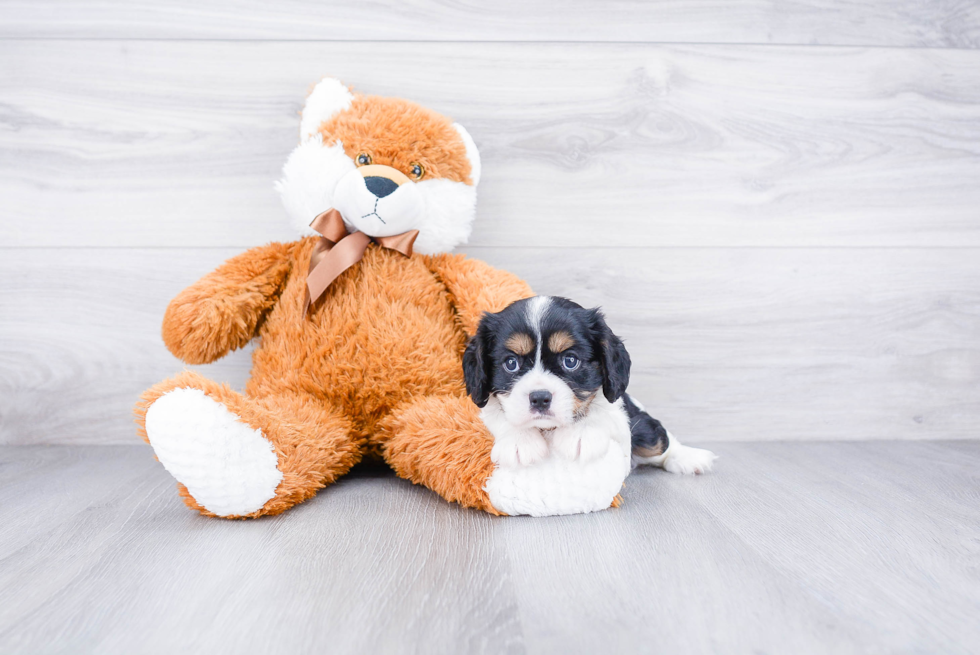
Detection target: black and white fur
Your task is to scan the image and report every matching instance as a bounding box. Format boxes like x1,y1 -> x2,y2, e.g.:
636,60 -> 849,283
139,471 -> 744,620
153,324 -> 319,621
464,296 -> 717,477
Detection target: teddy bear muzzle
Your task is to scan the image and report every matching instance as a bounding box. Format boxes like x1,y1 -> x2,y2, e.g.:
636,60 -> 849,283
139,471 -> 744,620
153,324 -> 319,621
332,164 -> 423,238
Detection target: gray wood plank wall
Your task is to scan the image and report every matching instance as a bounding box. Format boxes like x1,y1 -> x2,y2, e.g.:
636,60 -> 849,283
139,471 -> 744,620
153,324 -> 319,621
2,1 -> 979,46
1,3 -> 978,445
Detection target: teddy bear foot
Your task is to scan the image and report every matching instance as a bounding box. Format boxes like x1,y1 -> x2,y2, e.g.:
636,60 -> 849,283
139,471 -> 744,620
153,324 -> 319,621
144,388 -> 284,517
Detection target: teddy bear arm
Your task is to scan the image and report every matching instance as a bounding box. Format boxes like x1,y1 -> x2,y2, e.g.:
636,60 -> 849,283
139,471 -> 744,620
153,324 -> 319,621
162,242 -> 294,365
425,254 -> 534,337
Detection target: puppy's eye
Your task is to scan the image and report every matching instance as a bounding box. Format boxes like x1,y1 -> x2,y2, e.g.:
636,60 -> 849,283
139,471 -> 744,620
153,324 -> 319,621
356,153 -> 372,166
562,354 -> 580,371
503,356 -> 520,373
409,162 -> 425,180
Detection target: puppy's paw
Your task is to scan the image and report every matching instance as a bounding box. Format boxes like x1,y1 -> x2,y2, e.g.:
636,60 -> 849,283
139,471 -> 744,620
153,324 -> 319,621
551,433 -> 610,463
663,444 -> 718,475
492,432 -> 549,467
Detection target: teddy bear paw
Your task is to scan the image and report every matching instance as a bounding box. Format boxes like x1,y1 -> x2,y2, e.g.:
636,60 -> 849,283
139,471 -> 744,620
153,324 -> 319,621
144,388 -> 283,516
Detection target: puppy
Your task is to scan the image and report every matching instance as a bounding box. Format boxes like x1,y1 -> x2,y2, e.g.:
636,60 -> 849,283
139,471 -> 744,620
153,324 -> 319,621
463,296 -> 717,475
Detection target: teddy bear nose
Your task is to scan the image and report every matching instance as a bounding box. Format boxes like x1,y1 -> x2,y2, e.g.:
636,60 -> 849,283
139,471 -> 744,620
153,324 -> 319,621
363,176 -> 399,199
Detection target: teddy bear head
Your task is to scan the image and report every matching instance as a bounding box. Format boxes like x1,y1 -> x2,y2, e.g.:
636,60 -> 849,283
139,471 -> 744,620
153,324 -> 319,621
276,78 -> 481,254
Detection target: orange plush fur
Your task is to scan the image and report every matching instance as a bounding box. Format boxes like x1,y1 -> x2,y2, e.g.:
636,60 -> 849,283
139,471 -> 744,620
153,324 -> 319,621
136,86 -> 533,518
320,95 -> 475,184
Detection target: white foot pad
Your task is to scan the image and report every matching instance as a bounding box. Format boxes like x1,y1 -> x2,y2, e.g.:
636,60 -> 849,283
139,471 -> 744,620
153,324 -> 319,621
485,442 -> 631,517
145,388 -> 283,517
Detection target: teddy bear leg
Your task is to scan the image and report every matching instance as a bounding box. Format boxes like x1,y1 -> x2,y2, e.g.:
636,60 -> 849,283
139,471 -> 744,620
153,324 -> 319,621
135,371 -> 361,519
380,393 -> 633,518
377,394 -> 503,515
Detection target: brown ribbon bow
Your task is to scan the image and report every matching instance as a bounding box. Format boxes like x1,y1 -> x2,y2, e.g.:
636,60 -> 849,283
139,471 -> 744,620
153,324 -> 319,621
303,209 -> 419,314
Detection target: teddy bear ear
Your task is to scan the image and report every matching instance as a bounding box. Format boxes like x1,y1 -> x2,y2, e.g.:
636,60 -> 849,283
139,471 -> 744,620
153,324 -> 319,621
300,77 -> 355,141
452,123 -> 481,186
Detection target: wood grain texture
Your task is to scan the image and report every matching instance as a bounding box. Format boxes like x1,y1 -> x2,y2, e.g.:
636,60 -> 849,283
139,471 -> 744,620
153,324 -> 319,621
1,442 -> 978,654
2,41 -> 980,248
2,247 -> 978,445
0,0 -> 978,47
0,447 -> 523,655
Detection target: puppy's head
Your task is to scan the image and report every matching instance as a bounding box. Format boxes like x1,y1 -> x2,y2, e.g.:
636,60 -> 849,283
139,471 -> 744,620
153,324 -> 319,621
463,296 -> 631,429
275,77 -> 481,254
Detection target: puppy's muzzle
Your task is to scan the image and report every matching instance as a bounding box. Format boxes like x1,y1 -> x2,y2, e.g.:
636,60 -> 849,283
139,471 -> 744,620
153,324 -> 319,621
529,390 -> 553,413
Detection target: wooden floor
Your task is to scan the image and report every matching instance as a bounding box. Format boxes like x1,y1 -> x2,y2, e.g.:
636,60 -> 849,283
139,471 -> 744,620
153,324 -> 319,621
1,441 -> 978,655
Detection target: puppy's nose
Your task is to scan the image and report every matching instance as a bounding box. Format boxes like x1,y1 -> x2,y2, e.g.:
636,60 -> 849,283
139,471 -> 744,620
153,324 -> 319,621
529,390 -> 553,412
364,176 -> 399,198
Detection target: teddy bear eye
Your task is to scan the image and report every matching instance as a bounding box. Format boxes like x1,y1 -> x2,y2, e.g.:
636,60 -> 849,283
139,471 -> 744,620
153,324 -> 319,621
356,153 -> 372,166
409,162 -> 425,180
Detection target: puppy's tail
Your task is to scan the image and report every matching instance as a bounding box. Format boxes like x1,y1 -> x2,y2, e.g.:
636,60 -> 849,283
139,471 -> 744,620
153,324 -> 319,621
624,394 -> 717,475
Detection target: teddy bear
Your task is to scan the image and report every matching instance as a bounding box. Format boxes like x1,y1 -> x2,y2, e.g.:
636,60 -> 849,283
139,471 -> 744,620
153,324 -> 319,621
135,78 -> 537,518
135,78 -> 713,519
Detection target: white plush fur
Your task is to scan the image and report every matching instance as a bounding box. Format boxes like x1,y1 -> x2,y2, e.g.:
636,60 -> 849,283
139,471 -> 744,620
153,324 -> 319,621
276,144 -> 477,251
333,169 -> 424,238
632,430 -> 718,475
453,123 -> 481,185
276,79 -> 480,254
144,388 -> 283,517
410,178 -> 476,254
300,78 -> 354,141
483,395 -> 633,517
275,135 -> 356,236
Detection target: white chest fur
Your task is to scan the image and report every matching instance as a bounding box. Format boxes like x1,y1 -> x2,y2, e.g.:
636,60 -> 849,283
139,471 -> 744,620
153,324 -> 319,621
481,396 -> 633,517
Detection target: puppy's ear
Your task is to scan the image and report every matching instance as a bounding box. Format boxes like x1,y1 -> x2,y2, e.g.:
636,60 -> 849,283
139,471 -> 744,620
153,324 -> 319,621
463,313 -> 496,408
588,308 -> 631,403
